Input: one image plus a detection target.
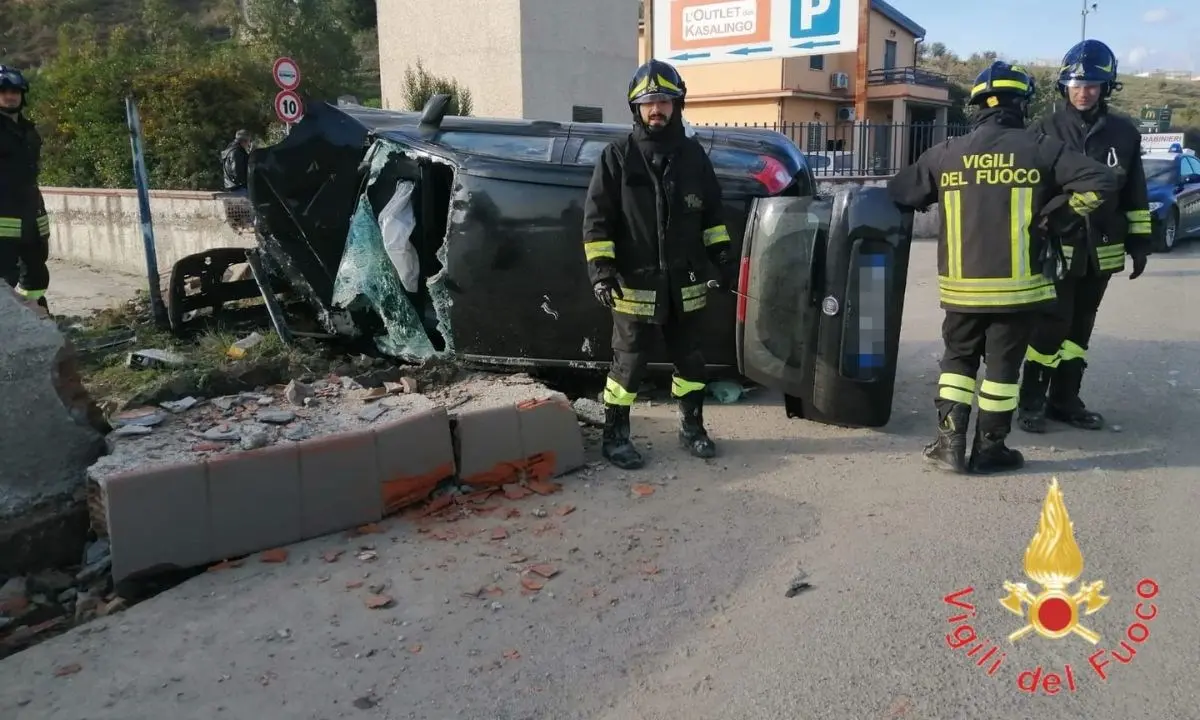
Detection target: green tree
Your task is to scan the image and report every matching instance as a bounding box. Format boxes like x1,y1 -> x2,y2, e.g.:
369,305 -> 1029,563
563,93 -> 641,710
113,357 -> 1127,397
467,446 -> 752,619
401,60 -> 473,116
242,0 -> 359,101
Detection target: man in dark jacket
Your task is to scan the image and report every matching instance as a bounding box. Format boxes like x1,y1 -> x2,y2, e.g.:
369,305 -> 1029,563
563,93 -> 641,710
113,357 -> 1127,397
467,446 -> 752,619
221,129 -> 252,192
0,65 -> 51,310
581,59 -> 737,470
1017,39 -> 1152,433
888,61 -> 1116,475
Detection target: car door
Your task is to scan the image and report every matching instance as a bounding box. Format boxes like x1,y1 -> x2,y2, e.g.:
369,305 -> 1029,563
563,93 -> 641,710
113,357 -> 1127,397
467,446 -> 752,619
1180,157 -> 1200,234
734,186 -> 914,418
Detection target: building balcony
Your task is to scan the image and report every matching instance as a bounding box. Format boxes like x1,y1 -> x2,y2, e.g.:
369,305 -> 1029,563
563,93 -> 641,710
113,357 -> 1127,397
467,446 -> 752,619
866,66 -> 949,88
866,66 -> 951,104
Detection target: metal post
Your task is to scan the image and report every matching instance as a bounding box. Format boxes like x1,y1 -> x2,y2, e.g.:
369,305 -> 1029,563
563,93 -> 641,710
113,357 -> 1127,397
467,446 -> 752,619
642,0 -> 654,62
853,0 -> 869,124
124,94 -> 168,329
1080,1 -> 1097,41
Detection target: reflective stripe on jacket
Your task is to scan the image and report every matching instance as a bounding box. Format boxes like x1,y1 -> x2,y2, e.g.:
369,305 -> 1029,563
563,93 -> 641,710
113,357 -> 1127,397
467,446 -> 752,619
581,134 -> 730,323
888,110 -> 1118,313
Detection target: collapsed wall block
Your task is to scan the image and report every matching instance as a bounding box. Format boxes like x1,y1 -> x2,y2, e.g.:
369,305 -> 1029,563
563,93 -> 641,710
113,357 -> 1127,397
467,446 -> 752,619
453,389 -> 586,489
104,462 -> 212,583
299,431 -> 383,538
206,446 -> 304,562
376,406 -> 456,515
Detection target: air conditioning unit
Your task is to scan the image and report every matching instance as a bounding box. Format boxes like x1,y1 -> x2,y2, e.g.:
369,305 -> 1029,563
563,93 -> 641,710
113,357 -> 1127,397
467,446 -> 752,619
830,72 -> 850,90
836,106 -> 856,122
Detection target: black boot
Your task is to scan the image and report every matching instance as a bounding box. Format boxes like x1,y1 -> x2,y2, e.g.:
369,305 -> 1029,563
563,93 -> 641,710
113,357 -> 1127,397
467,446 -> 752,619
968,428 -> 1025,474
1047,359 -> 1104,430
924,402 -> 969,474
677,392 -> 716,459
1017,360 -> 1052,434
601,404 -> 644,470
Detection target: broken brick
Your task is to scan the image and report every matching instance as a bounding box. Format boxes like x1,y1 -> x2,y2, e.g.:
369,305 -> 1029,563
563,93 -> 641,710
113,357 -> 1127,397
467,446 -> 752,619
259,548 -> 289,563
502,484 -> 533,500
504,508 -> 521,519
346,580 -> 365,590
520,575 -> 545,591
364,594 -> 394,609
502,649 -> 521,660
409,644 -> 423,654
528,564 -> 559,579
527,480 -> 562,496
429,528 -> 457,541
422,495 -> 455,516
490,527 -> 508,540
554,504 -> 576,516
54,663 -> 82,677
322,550 -> 344,563
461,489 -> 499,504
641,565 -> 660,576
356,523 -> 383,535
631,484 -> 655,497
207,558 -> 244,572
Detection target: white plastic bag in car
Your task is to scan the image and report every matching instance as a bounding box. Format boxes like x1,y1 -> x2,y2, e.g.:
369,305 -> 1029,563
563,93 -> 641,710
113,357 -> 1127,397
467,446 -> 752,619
379,180 -> 420,294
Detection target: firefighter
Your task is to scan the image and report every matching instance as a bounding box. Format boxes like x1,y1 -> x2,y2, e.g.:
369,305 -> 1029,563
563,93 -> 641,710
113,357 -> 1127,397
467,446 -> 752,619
888,61 -> 1117,474
1017,40 -> 1152,434
0,65 -> 51,310
581,59 -> 737,470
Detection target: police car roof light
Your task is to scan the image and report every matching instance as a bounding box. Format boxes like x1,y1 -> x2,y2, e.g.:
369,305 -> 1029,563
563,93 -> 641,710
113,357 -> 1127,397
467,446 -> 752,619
1168,142 -> 1183,153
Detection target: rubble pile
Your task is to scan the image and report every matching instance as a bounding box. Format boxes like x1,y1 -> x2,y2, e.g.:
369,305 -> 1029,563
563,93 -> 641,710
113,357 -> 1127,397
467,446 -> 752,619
88,374 -> 443,483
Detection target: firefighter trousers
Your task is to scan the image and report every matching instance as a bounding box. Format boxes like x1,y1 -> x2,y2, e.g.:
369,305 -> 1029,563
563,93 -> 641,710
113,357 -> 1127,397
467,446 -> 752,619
0,224 -> 51,305
1024,273 -> 1110,399
936,311 -> 1033,437
603,306 -> 707,407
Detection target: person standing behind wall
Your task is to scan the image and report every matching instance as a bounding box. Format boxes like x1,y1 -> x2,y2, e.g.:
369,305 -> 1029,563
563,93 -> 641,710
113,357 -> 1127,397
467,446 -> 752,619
581,59 -> 738,470
221,129 -> 253,193
0,65 -> 51,312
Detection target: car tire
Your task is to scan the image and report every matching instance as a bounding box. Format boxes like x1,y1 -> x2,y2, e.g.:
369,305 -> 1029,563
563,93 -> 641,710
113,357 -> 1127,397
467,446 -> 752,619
1157,210 -> 1178,254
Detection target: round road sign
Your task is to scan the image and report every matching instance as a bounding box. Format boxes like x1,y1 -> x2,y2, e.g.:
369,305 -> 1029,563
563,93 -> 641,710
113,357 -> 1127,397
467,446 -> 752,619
272,57 -> 301,91
274,90 -> 304,124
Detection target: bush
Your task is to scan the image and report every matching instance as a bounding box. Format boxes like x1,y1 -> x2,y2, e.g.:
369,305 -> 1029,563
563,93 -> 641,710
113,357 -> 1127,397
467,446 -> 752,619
402,60 -> 473,116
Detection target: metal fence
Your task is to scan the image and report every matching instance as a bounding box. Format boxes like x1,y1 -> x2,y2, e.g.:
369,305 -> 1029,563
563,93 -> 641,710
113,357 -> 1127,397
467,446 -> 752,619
701,121 -> 972,177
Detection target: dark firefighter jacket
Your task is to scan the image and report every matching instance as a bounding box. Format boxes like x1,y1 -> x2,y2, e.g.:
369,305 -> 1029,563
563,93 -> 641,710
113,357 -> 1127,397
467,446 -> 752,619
888,110 -> 1118,313
0,112 -> 49,243
581,134 -> 731,324
222,141 -> 249,190
1029,106 -> 1151,276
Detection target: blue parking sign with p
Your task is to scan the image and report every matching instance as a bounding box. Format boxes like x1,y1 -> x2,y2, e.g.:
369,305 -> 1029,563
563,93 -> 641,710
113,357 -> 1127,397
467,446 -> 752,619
791,0 -> 840,38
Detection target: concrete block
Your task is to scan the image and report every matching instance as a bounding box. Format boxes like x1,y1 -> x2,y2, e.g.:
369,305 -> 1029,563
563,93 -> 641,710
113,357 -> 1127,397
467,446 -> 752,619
375,407 -> 456,515
103,462 -> 211,583
0,288 -> 105,574
515,394 -> 585,480
206,445 -> 302,560
453,403 -> 525,488
298,430 -> 381,538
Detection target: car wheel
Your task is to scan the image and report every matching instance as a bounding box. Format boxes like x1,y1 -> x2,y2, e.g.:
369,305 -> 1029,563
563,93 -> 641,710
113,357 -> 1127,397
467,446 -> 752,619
1158,210 -> 1178,253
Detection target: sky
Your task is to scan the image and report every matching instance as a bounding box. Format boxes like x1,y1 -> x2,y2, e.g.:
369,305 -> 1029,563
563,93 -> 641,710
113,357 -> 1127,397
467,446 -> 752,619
897,0 -> 1200,73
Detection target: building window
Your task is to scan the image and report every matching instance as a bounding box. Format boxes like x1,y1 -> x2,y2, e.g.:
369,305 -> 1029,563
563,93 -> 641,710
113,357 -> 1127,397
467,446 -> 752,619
809,55 -> 824,70
806,123 -> 824,151
572,106 -> 603,123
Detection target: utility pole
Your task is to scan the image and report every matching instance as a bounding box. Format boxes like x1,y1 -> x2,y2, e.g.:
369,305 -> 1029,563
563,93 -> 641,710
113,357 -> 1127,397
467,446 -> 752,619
853,0 -> 869,122
642,0 -> 654,63
1080,1 -> 1097,41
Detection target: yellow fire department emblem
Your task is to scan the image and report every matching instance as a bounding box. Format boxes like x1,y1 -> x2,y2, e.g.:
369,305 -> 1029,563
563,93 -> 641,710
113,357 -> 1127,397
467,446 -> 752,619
999,478 -> 1109,644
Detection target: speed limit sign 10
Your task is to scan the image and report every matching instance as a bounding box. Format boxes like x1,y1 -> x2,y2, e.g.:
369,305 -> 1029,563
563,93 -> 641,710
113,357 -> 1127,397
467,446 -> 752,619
274,90 -> 304,124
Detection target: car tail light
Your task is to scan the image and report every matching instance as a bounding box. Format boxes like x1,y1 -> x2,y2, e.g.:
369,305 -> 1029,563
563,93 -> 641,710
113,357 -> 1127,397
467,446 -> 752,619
752,155 -> 793,195
736,256 -> 751,323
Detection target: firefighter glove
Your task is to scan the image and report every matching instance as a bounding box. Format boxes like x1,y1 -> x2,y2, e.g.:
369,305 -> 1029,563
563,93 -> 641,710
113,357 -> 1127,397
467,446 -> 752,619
713,249 -> 738,288
1129,251 -> 1148,280
593,278 -> 622,308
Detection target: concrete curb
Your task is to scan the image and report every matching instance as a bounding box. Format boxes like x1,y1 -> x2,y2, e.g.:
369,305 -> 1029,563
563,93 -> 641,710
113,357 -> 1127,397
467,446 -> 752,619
94,393 -> 584,582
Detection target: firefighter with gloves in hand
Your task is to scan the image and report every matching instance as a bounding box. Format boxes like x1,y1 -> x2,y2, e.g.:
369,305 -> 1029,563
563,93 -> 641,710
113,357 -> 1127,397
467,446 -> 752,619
581,59 -> 737,470
1018,39 -> 1152,434
888,61 -> 1116,475
0,65 -> 52,310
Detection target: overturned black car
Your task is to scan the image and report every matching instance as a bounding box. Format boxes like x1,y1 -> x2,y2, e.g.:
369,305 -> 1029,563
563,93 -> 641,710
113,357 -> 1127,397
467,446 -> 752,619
201,97 -> 914,426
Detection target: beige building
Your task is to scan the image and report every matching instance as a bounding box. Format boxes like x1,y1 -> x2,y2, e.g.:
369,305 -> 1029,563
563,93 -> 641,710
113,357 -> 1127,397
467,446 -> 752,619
375,0 -> 639,123
639,0 -> 953,170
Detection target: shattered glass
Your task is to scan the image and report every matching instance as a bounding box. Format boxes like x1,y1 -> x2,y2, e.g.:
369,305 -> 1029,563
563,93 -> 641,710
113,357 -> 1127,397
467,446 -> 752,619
330,139 -> 457,361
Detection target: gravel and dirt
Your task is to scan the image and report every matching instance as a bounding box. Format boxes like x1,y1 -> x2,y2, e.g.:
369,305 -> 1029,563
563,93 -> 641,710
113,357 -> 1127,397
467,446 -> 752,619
2,240 -> 1200,719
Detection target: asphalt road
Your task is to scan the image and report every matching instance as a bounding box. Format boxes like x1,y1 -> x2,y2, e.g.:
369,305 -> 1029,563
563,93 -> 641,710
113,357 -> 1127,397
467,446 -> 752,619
3,238 -> 1199,720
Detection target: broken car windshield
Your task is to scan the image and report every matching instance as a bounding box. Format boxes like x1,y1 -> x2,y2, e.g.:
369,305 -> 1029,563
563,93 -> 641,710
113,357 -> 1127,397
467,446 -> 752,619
435,132 -> 554,163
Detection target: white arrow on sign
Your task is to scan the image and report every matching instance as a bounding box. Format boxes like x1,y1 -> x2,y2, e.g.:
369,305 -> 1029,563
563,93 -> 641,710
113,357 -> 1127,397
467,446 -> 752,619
275,89 -> 304,124
272,56 -> 301,91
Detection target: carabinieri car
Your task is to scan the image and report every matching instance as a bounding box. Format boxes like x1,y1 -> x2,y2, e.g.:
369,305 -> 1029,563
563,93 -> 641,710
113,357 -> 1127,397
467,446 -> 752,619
1141,145 -> 1200,253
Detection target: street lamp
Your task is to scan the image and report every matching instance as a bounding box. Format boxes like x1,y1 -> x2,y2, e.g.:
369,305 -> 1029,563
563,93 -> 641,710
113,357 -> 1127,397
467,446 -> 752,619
1081,1 -> 1098,41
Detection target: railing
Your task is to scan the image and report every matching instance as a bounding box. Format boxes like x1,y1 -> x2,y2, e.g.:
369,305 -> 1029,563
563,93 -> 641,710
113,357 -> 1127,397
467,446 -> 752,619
866,66 -> 950,88
703,121 -> 972,176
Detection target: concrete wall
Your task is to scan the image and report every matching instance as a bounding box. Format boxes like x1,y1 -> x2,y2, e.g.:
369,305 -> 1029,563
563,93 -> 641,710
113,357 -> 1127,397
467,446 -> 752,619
42,188 -> 254,277
376,0 -> 637,122
519,0 -> 639,123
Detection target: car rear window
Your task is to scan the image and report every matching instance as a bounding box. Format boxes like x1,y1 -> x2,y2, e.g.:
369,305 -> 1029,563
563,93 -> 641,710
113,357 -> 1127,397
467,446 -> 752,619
436,132 -> 555,163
